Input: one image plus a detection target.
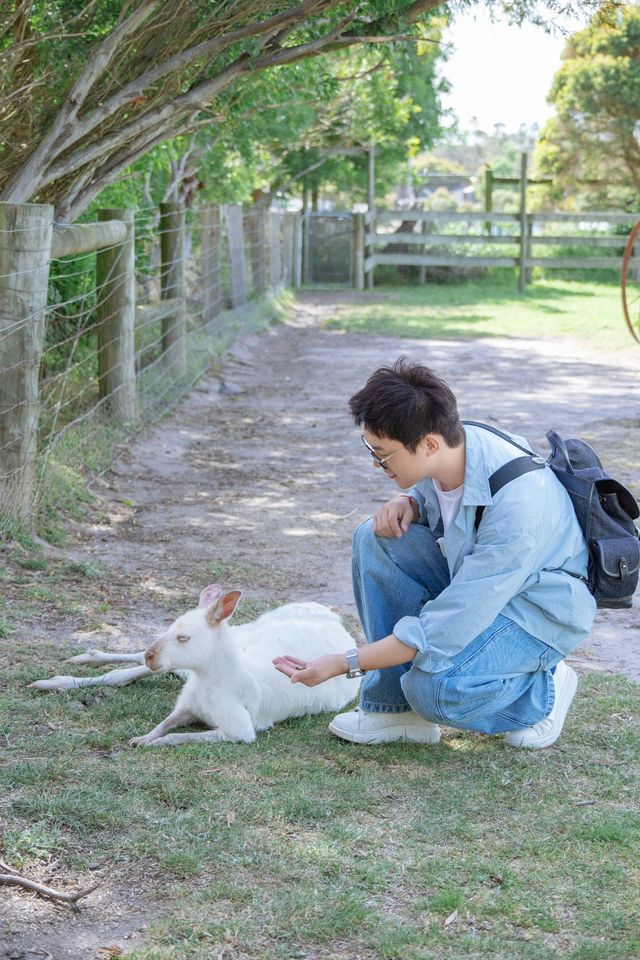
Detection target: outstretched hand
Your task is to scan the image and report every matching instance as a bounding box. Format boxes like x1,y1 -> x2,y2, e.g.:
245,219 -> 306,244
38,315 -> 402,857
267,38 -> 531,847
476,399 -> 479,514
273,653 -> 346,687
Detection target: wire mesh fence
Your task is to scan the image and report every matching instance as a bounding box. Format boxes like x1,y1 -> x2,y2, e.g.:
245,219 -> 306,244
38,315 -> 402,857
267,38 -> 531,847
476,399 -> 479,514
0,201 -> 297,537
301,213 -> 354,285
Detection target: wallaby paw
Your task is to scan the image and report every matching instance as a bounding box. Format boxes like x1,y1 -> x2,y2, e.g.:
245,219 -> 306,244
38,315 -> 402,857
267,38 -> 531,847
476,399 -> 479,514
129,734 -> 154,748
65,649 -> 105,665
28,675 -> 77,692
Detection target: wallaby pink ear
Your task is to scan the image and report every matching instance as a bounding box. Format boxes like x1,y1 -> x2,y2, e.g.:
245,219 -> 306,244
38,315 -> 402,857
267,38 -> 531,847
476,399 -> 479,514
206,590 -> 242,628
199,584 -> 222,608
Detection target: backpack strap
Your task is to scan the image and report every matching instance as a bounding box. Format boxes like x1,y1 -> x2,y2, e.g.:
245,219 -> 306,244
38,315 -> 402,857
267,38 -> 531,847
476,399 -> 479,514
462,419 -> 538,457
488,455 -> 548,496
465,422 -> 547,531
474,457 -> 547,530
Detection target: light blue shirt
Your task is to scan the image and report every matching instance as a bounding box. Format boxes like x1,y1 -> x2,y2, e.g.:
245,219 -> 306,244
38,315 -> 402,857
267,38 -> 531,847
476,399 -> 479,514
394,424 -> 597,673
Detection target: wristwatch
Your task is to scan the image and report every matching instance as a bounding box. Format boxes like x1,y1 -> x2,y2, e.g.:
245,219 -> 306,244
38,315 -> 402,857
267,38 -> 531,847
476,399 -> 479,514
345,647 -> 367,679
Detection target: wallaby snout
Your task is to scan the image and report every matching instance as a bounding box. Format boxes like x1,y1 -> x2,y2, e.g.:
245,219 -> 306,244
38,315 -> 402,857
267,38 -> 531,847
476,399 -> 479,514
144,640 -> 164,671
144,647 -> 156,669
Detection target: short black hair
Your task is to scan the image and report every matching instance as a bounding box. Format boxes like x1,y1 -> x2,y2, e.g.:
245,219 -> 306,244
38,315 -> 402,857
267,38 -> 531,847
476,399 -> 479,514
349,357 -> 464,449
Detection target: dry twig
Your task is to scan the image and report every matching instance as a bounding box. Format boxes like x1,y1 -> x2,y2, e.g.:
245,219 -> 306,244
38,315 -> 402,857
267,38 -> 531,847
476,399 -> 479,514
0,859 -> 98,907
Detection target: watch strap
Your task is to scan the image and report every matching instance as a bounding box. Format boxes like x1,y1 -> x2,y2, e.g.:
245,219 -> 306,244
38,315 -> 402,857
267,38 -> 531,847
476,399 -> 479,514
345,647 -> 366,678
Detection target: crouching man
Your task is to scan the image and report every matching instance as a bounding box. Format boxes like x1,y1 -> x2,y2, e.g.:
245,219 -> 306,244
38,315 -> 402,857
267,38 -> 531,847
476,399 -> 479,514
274,358 -> 597,749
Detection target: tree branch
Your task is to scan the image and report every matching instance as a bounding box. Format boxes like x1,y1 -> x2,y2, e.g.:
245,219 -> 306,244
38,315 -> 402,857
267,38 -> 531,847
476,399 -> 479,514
41,54 -> 253,190
54,15 -> 412,213
15,0 -> 338,186
336,0 -> 444,41
60,116 -> 218,222
0,874 -> 98,905
400,0 -> 446,21
1,1 -> 158,202
333,57 -> 387,82
64,87 -> 336,220
0,1 -> 33,42
273,154 -> 334,192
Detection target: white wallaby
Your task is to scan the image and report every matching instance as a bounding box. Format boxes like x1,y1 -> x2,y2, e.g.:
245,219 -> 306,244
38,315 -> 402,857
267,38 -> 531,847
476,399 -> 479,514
30,584 -> 358,746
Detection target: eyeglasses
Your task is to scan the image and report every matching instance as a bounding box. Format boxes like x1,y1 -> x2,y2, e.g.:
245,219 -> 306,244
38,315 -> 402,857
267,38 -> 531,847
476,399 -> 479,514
361,434 -> 423,471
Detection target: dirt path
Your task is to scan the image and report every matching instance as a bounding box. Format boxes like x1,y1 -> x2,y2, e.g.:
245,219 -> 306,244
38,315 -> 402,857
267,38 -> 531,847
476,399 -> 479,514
49,288 -> 640,680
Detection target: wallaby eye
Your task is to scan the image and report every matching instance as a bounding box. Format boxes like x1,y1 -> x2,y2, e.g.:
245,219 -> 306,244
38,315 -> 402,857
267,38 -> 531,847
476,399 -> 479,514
176,634 -> 190,643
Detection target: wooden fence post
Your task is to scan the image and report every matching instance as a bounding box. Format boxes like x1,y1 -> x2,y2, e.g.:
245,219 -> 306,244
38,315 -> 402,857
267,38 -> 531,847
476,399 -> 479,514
484,164 -> 493,236
159,202 -> 187,374
246,205 -> 267,296
302,215 -> 312,284
301,188 -> 311,285
526,219 -> 534,284
0,201 -> 54,521
352,213 -> 365,290
518,152 -> 528,293
282,213 -> 296,287
223,204 -> 247,308
367,144 -> 376,216
269,212 -> 283,289
366,144 -> 376,289
96,208 -> 137,422
419,217 -> 428,284
200,203 -> 222,330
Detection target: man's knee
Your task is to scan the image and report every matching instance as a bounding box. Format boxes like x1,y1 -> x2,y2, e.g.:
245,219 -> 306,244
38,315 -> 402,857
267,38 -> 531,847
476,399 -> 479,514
403,666 -> 503,726
352,518 -> 449,605
352,516 -> 435,563
352,517 -> 399,571
401,667 -> 442,723
353,517 -> 376,554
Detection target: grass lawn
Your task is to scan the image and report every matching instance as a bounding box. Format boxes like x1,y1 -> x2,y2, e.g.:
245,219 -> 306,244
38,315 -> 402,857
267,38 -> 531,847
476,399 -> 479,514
2,633 -> 639,959
2,275 -> 639,958
324,277 -> 632,352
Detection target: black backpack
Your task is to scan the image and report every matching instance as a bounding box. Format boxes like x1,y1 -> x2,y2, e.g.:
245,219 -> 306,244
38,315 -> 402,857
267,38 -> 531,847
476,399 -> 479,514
465,421 -> 640,609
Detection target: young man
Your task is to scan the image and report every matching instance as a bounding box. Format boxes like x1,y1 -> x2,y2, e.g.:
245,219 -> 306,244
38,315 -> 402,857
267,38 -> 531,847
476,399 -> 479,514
274,358 -> 597,749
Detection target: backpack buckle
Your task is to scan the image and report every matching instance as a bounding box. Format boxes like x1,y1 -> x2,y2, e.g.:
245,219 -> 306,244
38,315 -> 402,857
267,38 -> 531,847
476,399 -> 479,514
619,558 -> 629,579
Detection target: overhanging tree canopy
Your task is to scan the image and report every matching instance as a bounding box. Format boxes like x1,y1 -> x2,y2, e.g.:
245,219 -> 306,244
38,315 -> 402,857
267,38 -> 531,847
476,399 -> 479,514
91,41 -> 446,213
1,0 -> 445,220
1,0 -> 606,220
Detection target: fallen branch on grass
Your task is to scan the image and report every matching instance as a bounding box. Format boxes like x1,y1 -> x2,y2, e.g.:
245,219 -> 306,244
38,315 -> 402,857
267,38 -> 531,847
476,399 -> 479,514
0,860 -> 98,906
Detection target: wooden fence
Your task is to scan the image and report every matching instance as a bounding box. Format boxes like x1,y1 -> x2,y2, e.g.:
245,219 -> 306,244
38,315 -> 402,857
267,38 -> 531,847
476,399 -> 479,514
0,201 -> 296,528
361,210 -> 640,291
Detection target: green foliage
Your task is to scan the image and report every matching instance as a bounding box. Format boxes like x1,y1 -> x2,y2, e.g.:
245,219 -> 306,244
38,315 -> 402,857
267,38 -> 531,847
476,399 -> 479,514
422,185 -> 459,210
487,140 -> 521,179
91,31 -> 449,213
411,151 -> 467,174
0,0 -> 448,219
533,4 -> 640,208
414,128 -> 536,213
425,125 -> 536,180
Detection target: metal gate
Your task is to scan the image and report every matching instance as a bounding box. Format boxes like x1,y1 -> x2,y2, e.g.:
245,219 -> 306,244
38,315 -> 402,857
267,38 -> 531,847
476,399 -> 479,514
300,212 -> 353,285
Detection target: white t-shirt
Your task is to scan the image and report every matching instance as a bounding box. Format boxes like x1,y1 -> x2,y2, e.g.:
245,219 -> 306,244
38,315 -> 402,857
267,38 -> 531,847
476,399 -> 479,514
433,479 -> 464,533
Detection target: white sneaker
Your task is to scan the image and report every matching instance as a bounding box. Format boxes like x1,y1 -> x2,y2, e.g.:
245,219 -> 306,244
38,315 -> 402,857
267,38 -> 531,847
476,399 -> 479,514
328,707 -> 441,745
505,661 -> 578,750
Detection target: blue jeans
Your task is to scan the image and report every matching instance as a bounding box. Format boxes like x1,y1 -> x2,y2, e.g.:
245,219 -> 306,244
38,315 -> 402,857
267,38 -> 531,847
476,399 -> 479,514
353,519 -> 562,734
